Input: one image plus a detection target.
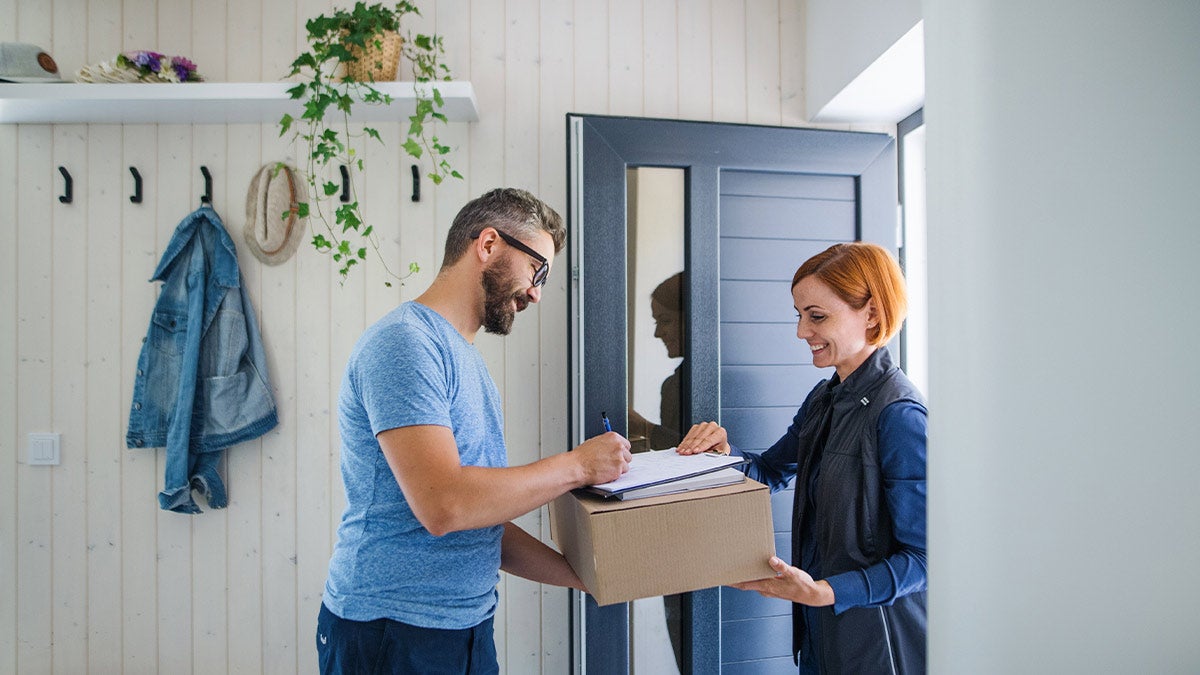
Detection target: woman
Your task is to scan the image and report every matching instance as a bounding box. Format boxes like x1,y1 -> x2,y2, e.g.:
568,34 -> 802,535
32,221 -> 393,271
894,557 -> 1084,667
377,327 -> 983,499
678,242 -> 927,674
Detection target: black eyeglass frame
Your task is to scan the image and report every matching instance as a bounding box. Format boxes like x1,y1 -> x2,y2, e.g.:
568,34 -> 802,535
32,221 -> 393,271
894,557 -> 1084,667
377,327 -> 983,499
475,228 -> 550,287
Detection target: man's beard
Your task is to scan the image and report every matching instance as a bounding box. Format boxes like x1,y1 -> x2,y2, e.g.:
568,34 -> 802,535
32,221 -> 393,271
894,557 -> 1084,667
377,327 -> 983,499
482,262 -> 529,335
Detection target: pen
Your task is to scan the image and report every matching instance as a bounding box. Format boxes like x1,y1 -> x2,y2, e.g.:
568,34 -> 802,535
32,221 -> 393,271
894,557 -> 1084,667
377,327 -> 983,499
601,412 -> 612,433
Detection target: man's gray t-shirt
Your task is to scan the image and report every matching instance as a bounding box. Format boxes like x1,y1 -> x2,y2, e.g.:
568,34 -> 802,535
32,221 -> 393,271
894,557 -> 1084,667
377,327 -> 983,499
323,301 -> 507,629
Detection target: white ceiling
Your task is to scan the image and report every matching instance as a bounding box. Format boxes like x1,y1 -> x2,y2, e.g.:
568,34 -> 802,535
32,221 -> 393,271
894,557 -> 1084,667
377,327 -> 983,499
811,21 -> 925,124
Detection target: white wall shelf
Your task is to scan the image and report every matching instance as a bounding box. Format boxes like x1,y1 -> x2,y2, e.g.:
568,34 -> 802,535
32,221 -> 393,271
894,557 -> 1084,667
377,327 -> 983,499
0,81 -> 478,124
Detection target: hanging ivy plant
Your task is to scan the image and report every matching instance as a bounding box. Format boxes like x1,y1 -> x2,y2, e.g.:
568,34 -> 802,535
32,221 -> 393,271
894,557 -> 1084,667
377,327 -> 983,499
279,1 -> 463,285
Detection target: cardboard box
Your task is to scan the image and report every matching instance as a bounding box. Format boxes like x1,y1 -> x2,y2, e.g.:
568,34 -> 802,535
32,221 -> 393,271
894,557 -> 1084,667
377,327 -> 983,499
549,478 -> 776,606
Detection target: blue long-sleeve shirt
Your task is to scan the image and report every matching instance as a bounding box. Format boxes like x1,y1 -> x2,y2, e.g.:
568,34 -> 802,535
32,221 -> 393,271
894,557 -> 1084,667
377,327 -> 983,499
733,398 -> 927,613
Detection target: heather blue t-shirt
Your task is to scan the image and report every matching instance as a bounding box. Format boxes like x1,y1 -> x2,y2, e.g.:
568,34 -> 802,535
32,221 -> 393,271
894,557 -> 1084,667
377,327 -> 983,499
323,301 -> 507,629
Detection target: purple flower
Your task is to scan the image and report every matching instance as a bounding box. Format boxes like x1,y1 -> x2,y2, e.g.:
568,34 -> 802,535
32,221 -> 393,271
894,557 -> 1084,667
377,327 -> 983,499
128,50 -> 164,73
171,55 -> 197,81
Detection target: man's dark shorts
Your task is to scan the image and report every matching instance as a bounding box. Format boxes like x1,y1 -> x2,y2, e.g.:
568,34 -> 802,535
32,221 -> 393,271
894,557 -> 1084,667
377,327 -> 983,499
317,603 -> 499,674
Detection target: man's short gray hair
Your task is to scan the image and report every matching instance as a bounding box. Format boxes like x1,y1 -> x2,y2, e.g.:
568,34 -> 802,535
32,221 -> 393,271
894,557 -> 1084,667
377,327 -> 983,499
442,188 -> 566,267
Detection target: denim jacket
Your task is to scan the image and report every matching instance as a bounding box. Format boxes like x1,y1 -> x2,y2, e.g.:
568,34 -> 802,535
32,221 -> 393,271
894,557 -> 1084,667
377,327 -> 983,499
126,206 -> 277,513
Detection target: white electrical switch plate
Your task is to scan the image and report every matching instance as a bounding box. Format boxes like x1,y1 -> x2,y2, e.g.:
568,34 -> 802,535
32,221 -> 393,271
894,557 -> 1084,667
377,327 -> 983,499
28,432 -> 61,466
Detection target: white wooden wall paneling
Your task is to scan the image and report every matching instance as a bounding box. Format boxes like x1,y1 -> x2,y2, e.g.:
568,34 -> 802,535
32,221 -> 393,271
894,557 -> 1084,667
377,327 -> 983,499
573,0 -> 609,114
536,0 -> 574,670
678,0 -> 713,121
399,0 -> 437,311
270,44 -> 327,666
291,130 -> 335,675
467,0 -> 510,665
83,6 -> 125,674
713,0 -> 748,122
781,0 -> 805,126
432,0 -> 468,285
432,0 -> 472,289
17,125 -> 55,675
13,1 -> 51,672
119,123 -> 160,675
122,0 -> 157,56
1,10 -> 15,672
191,125 -> 229,675
84,124 -> 124,675
504,0 -> 545,667
609,0 -> 643,117
50,0 -> 91,657
0,119 -> 17,675
258,120 -> 303,675
228,123 -> 268,675
51,122 -> 90,675
0,12 -> 15,671
643,0 -> 678,119
257,128 -> 308,675
747,1 -> 782,125
154,123 -> 193,675
276,3 -> 329,672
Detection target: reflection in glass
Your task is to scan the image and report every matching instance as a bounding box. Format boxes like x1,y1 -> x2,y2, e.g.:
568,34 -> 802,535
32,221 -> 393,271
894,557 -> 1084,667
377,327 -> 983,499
626,167 -> 686,674
628,272 -> 684,450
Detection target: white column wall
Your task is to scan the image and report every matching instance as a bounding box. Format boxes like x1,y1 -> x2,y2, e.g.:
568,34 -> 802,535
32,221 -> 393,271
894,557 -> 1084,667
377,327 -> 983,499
924,2 -> 1200,671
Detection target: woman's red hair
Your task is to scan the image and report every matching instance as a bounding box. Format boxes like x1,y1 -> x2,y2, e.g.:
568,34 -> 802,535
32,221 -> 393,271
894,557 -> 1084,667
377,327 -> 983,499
792,242 -> 908,347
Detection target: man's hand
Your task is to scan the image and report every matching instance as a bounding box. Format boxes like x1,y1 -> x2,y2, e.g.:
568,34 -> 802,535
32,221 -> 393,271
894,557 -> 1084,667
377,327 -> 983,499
732,556 -> 835,607
379,425 -> 631,536
571,432 -> 632,485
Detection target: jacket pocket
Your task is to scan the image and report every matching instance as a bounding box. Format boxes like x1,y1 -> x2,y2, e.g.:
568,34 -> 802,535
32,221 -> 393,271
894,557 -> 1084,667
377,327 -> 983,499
150,310 -> 188,357
201,370 -> 274,438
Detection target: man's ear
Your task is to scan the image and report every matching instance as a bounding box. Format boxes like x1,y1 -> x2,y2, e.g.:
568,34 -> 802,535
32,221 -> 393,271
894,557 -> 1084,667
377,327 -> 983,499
474,227 -> 500,262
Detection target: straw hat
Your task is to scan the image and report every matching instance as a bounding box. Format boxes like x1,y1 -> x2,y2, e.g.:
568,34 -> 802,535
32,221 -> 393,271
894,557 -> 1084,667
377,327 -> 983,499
244,163 -> 307,265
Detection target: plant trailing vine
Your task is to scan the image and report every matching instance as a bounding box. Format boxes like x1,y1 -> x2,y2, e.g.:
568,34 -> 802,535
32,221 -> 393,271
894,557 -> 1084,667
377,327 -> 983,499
279,1 -> 463,284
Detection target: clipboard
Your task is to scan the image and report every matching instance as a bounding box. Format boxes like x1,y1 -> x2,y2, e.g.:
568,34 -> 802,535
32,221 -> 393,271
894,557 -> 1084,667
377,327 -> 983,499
586,448 -> 749,498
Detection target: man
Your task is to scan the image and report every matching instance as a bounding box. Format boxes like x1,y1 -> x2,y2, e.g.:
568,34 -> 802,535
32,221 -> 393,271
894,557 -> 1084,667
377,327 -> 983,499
317,188 -> 632,673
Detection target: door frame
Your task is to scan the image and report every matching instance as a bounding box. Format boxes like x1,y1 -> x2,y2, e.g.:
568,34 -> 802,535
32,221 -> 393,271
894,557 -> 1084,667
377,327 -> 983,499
566,114 -> 896,673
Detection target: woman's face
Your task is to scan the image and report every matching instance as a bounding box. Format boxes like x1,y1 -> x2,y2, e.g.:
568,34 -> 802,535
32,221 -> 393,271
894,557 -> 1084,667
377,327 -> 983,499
792,275 -> 877,380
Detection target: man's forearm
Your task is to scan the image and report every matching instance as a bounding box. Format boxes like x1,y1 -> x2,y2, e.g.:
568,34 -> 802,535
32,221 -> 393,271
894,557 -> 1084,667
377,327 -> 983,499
500,522 -> 584,590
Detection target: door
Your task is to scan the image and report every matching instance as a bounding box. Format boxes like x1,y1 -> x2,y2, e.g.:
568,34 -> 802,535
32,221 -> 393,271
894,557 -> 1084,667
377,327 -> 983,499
567,114 -> 896,673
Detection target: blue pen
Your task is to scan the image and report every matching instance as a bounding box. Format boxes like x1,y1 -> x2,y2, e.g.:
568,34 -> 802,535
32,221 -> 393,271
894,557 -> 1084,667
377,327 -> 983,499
601,412 -> 612,433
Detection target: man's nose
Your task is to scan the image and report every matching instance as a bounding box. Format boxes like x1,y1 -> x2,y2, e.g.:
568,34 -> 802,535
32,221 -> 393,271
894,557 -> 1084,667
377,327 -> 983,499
527,284 -> 543,304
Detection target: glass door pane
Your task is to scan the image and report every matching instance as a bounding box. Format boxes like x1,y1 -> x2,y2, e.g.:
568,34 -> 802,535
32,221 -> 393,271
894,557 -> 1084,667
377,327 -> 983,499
626,167 -> 685,674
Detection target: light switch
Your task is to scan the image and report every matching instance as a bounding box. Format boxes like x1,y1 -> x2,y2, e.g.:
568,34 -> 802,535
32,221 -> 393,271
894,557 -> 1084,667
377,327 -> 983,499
28,432 -> 60,466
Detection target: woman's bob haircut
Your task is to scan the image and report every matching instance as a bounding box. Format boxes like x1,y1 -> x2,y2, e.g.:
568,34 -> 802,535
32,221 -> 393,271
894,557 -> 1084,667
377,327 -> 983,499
791,242 -> 908,347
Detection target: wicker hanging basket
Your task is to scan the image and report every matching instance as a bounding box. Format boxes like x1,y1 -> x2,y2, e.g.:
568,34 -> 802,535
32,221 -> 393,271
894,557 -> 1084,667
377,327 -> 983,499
343,30 -> 402,82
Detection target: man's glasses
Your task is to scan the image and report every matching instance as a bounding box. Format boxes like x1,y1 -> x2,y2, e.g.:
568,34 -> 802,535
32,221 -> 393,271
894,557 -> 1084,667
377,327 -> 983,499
476,229 -> 549,287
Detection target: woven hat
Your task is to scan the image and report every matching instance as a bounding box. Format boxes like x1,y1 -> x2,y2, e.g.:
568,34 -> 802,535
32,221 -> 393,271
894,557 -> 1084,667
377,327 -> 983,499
0,42 -> 62,82
244,163 -> 307,265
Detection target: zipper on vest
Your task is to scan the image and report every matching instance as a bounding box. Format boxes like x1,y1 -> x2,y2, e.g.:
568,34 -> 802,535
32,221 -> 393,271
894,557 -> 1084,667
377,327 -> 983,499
879,607 -> 900,675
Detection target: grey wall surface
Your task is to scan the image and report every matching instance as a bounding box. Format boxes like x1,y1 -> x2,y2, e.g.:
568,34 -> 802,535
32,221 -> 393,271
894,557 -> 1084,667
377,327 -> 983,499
924,2 -> 1200,672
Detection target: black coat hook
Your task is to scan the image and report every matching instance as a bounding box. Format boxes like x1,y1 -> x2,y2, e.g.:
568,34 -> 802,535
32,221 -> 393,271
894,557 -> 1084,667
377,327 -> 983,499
58,166 -> 72,204
200,166 -> 212,205
339,165 -> 350,203
411,165 -> 420,203
129,167 -> 143,204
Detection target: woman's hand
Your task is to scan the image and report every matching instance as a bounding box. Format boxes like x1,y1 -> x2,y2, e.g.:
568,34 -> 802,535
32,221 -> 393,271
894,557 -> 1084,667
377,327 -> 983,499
676,421 -> 731,455
732,556 -> 835,607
